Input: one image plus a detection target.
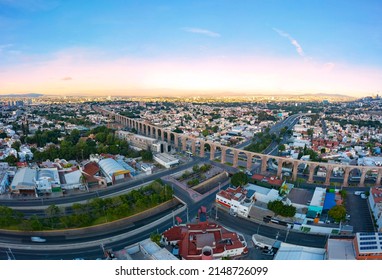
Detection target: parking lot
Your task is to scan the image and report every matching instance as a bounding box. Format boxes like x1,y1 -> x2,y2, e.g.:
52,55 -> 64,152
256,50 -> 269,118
345,192 -> 375,233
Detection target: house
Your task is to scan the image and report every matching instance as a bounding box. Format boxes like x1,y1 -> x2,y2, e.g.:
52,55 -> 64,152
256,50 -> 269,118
162,208 -> 248,260
368,187 -> 382,231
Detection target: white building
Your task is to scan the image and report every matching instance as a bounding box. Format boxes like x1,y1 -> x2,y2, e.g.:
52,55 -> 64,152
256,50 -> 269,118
10,167 -> 37,195
153,153 -> 179,168
35,168 -> 61,193
368,187 -> 382,232
18,146 -> 33,162
63,169 -> 83,190
98,158 -> 131,184
274,243 -> 326,260
246,183 -> 280,204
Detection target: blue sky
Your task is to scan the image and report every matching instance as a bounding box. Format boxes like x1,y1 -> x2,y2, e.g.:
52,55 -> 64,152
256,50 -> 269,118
1,0 -> 381,96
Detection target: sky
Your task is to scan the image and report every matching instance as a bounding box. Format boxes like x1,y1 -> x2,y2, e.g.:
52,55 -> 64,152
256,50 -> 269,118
0,0 -> 382,97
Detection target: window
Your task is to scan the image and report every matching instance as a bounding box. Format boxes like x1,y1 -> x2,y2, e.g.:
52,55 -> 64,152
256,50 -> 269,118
360,241 -> 377,245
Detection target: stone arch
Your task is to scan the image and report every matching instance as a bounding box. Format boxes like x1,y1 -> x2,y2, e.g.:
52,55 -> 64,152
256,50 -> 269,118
348,167 -> 362,186
200,141 -> 212,158
221,147 -> 234,165
237,151 -> 249,169
281,160 -> 293,180
332,166 -> 346,188
250,153 -> 262,174
313,165 -> 328,183
365,168 -> 378,186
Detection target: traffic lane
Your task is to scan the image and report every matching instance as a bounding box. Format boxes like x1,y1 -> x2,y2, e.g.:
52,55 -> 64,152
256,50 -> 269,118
217,210 -> 327,248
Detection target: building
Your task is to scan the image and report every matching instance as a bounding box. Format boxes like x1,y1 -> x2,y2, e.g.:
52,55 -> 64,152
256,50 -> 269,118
98,158 -> 131,184
162,208 -> 248,260
216,186 -> 255,217
353,232 -> 382,260
10,167 -> 37,195
151,141 -> 170,153
306,187 -> 326,219
35,168 -> 61,193
63,169 -> 83,190
121,239 -> 179,260
153,153 -> 179,168
116,130 -> 157,150
326,238 -> 356,260
274,243 -> 326,260
368,187 -> 382,232
0,167 -> 9,194
246,183 -> 279,204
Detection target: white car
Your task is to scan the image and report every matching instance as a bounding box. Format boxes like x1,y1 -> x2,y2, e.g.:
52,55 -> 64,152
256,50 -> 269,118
31,236 -> 46,242
354,191 -> 364,196
361,193 -> 367,199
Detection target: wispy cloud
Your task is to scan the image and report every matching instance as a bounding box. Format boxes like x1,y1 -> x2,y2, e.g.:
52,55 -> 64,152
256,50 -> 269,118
273,28 -> 305,57
182,27 -> 221,38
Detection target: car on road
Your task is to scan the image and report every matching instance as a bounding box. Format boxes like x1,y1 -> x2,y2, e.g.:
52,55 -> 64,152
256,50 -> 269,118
31,236 -> 46,242
361,193 -> 368,199
354,191 -> 364,196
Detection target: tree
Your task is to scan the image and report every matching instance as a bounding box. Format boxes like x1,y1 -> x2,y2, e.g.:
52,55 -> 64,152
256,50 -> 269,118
3,155 -> 17,166
202,129 -> 209,137
45,204 -> 61,229
307,128 -> 314,139
141,150 -> 153,161
320,148 -> 326,154
150,232 -> 162,246
231,172 -> 249,187
278,144 -> 286,152
267,200 -> 296,217
328,205 -> 346,222
11,141 -> 21,151
192,164 -> 200,173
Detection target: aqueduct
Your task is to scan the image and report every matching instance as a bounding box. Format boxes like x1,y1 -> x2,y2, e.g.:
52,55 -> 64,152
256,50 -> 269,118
95,106 -> 382,188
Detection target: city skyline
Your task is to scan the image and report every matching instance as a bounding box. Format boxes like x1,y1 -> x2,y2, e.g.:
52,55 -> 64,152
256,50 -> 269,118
1,0 -> 382,97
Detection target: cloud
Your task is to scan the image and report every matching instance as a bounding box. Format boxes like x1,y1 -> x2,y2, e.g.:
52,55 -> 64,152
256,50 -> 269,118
0,44 -> 13,52
61,76 -> 72,81
182,27 -> 221,38
273,28 -> 305,57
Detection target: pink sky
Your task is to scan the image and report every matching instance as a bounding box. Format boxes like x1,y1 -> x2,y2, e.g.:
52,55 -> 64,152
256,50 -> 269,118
1,48 -> 381,97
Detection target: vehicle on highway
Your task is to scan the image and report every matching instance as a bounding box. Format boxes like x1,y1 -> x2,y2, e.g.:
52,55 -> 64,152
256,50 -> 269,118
354,191 -> 364,196
31,236 -> 46,242
361,193 -> 368,199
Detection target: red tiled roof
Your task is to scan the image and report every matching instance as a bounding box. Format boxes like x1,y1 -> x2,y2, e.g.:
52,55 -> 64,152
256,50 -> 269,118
163,221 -> 247,260
83,161 -> 99,176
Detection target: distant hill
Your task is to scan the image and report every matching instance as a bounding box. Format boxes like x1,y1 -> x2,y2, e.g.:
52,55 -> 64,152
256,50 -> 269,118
0,93 -> 44,98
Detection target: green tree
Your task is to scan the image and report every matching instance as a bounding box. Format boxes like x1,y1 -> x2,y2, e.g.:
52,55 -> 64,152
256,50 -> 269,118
267,200 -> 296,217
45,205 -> 61,229
278,144 -> 286,152
11,141 -> 21,151
150,232 -> 162,246
3,155 -> 18,166
141,150 -> 153,161
192,164 -> 200,173
328,205 -> 346,222
202,129 -> 209,137
231,172 -> 249,187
